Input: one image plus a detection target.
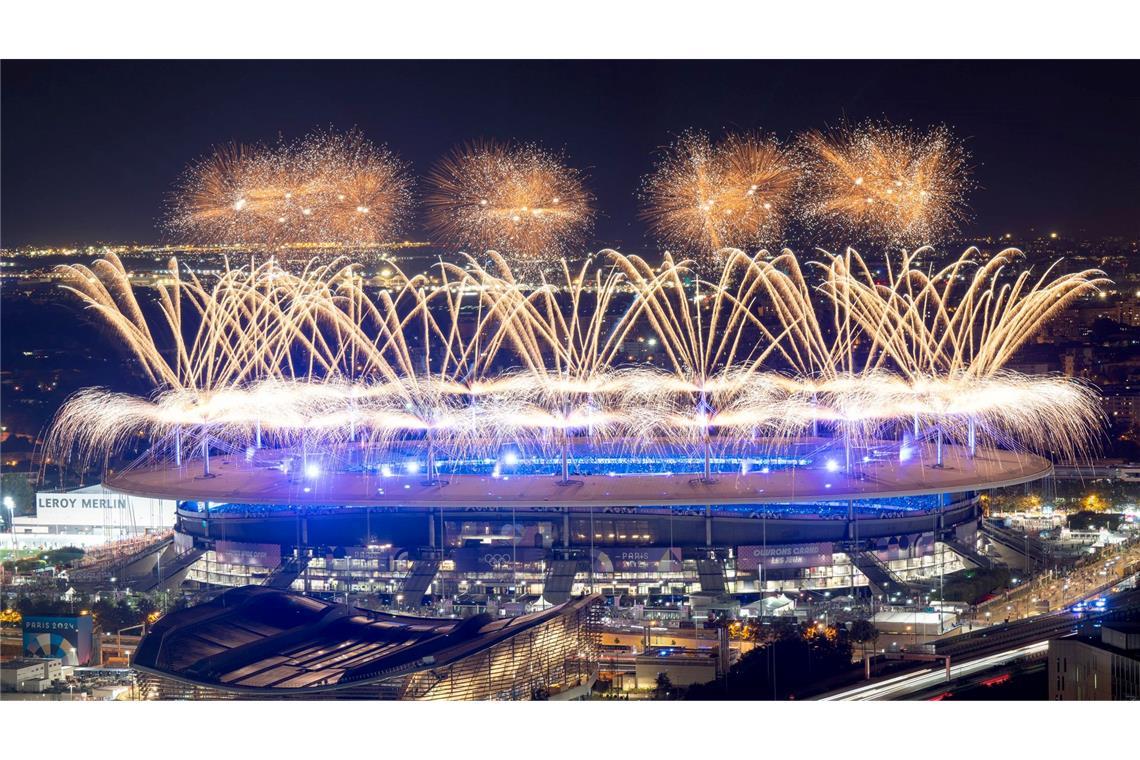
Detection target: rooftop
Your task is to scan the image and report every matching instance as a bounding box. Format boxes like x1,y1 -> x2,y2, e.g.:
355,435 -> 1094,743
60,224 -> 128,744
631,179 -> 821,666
133,586 -> 596,694
106,441 -> 1051,509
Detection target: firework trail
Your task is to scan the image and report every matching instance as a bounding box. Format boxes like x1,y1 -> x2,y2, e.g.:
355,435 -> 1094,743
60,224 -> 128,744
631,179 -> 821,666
46,249 -> 1107,475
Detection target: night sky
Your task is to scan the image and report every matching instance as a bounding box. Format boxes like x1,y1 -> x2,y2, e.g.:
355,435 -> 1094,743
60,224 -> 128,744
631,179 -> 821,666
2,60 -> 1138,249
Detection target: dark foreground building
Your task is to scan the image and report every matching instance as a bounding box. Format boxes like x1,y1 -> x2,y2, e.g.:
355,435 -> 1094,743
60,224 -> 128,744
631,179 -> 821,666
1048,623 -> 1140,700
134,586 -> 600,700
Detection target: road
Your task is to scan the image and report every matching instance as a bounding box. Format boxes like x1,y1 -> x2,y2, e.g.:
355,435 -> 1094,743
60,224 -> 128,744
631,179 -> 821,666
818,641 -> 1048,701
816,580 -> 1140,700
973,532 -> 1140,622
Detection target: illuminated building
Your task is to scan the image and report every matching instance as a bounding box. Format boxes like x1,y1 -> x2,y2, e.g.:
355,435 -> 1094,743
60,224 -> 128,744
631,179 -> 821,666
134,586 -> 599,700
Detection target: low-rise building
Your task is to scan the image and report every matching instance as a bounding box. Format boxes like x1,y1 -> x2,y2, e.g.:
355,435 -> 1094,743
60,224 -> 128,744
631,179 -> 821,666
632,647 -> 721,689
0,657 -> 63,693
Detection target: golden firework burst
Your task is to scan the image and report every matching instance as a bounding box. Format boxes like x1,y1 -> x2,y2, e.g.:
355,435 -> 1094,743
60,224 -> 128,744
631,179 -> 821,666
424,140 -> 594,273
166,129 -> 414,247
640,131 -> 802,265
799,121 -> 972,244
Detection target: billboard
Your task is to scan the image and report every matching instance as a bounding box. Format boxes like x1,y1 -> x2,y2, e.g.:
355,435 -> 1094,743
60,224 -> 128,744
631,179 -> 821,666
452,546 -> 545,572
32,485 -> 176,531
593,547 -> 682,574
214,540 -> 282,568
871,533 -> 930,561
736,542 -> 833,571
23,615 -> 94,666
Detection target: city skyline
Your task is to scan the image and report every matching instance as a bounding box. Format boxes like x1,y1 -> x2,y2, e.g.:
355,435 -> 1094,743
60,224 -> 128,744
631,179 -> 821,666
4,42 -> 1140,715
6,6 -> 1140,758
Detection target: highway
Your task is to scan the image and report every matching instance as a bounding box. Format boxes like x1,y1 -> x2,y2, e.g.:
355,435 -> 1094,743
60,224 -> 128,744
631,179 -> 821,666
816,580 -> 1140,701
818,641 -> 1048,701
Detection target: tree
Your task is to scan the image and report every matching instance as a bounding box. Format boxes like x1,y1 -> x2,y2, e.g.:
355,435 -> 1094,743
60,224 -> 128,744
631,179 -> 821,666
0,471 -> 36,519
685,622 -> 854,701
1082,493 -> 1108,512
848,619 -> 880,658
136,596 -> 158,622
654,672 -> 674,699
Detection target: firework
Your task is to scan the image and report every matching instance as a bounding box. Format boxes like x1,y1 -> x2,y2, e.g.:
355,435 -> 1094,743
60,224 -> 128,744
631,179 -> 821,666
424,141 -> 594,273
46,249 -> 1106,478
640,131 -> 802,265
799,121 -> 972,244
166,129 -> 414,246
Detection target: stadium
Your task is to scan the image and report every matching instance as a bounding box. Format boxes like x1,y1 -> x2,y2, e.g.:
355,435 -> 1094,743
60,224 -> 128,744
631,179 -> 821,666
44,247 -> 1102,622
104,439 -> 1044,606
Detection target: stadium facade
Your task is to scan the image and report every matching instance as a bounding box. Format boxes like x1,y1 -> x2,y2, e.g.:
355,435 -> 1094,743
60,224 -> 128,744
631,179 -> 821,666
102,439 -> 1049,613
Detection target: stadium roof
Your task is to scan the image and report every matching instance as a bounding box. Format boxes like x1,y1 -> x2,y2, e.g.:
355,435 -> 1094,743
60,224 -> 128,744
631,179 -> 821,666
133,586 -> 594,694
107,442 -> 1051,508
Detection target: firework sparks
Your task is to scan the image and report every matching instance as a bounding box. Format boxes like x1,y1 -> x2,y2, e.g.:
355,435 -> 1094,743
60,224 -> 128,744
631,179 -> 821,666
166,129 -> 414,246
799,121 -> 972,244
46,249 -> 1107,476
640,131 -> 802,265
424,141 -> 594,273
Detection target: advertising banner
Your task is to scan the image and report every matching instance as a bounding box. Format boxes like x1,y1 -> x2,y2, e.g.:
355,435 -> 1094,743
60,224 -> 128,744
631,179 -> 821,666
452,546 -> 545,572
214,540 -> 282,568
593,547 -> 682,574
23,615 -> 93,666
872,533 -> 929,561
173,530 -> 195,554
34,485 -> 177,530
736,542 -> 833,571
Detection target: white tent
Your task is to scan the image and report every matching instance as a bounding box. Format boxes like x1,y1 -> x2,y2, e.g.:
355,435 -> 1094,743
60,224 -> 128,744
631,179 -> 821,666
740,594 -> 795,617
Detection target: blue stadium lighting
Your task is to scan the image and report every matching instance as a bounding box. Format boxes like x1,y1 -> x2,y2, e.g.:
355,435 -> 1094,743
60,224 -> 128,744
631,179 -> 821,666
825,459 -> 840,473
304,462 -> 321,479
